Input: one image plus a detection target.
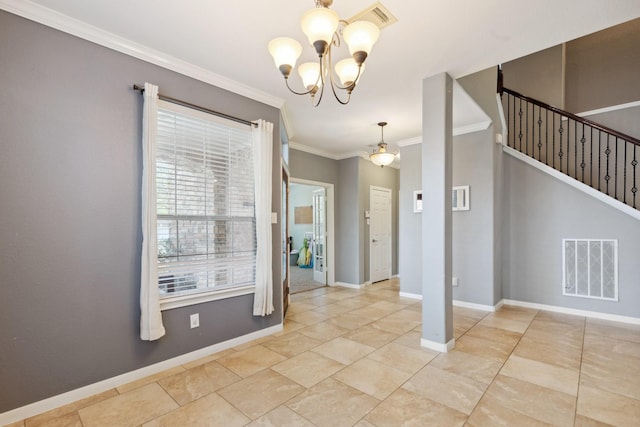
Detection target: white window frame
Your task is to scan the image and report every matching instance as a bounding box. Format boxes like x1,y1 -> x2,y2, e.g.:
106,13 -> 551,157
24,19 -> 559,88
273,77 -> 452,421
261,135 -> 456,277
155,100 -> 256,311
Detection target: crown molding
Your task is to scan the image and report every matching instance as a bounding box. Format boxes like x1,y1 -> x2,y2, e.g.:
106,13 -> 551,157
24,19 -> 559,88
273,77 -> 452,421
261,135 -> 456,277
289,141 -> 339,160
397,136 -> 422,147
0,0 -> 284,108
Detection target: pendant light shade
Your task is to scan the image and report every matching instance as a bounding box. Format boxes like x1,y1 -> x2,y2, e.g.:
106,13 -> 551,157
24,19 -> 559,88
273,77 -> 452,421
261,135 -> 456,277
335,59 -> 364,87
343,21 -> 380,58
369,122 -> 396,167
300,7 -> 339,49
268,37 -> 302,76
298,62 -> 323,90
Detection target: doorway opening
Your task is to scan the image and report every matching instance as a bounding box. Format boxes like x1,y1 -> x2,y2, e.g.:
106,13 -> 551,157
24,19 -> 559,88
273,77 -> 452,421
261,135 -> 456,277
289,179 -> 334,294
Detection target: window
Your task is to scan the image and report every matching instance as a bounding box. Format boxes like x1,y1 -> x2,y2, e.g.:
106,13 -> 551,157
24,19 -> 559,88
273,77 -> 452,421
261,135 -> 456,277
155,100 -> 256,309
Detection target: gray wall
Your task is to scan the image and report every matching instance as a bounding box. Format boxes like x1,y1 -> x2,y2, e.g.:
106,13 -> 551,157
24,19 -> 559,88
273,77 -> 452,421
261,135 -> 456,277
565,18 -> 640,113
399,144 -> 422,295
336,158 -> 360,284
289,149 -> 339,186
358,158 -> 400,283
502,154 -> 640,317
502,45 -> 565,108
0,11 -> 281,413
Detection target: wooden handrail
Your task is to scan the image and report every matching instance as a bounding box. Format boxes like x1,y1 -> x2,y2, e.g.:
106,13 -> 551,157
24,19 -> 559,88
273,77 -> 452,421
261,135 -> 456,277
502,87 -> 640,147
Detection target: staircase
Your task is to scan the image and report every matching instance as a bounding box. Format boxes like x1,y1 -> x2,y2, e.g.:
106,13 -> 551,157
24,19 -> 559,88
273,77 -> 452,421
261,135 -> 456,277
498,85 -> 639,211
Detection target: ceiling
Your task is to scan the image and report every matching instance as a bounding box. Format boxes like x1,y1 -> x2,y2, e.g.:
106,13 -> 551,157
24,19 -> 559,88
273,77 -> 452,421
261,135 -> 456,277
5,0 -> 640,158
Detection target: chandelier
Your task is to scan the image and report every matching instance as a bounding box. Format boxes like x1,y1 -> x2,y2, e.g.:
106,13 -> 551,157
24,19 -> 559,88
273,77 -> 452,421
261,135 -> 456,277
268,0 -> 380,106
370,122 -> 396,167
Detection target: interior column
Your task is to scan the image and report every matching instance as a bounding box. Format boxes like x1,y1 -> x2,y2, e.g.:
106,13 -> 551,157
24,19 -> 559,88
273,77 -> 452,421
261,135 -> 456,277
421,72 -> 454,352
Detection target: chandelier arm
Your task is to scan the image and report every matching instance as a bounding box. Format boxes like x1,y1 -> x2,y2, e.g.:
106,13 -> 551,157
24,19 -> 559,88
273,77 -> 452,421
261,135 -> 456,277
284,78 -> 317,96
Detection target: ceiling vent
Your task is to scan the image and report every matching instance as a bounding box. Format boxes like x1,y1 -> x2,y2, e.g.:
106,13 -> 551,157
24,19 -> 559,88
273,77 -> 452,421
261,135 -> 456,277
347,2 -> 397,30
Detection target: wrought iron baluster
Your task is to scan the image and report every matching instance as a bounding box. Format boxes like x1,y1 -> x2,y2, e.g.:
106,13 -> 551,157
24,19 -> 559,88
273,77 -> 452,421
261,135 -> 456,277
558,116 -> 564,173
590,127 -> 593,188
574,121 -> 578,180
598,132 -> 602,192
507,94 -> 511,147
632,145 -> 637,208
545,109 -> 549,166
623,139 -> 627,205
526,100 -> 529,156
537,106 -> 543,161
605,135 -> 611,195
518,98 -> 523,152
615,138 -> 619,200
553,113 -> 556,169
580,123 -> 586,183
567,118 -> 571,177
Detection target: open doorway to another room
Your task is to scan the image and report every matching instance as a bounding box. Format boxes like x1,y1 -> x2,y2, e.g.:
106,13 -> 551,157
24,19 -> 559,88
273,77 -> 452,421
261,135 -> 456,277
288,180 -> 334,294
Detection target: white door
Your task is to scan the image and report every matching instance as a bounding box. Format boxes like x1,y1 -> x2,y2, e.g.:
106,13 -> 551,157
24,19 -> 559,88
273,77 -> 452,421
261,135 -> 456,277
370,186 -> 392,283
312,188 -> 327,284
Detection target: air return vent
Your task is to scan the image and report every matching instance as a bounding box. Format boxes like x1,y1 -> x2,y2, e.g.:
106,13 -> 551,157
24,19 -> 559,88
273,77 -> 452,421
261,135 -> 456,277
562,239 -> 618,301
347,2 -> 397,30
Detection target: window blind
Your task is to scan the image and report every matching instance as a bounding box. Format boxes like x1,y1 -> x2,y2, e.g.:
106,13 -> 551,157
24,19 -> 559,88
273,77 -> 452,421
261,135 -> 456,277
156,101 -> 256,297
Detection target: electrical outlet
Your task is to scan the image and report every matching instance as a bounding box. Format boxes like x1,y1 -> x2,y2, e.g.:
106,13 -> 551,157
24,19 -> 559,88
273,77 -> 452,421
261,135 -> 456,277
190,313 -> 200,328
452,277 -> 459,287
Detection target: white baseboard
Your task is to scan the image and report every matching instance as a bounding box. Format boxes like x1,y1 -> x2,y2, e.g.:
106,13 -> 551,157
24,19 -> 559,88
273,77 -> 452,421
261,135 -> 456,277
0,324 -> 283,425
453,299 -> 503,312
421,337 -> 455,353
399,291 -> 422,300
332,281 -> 370,290
502,299 -> 640,325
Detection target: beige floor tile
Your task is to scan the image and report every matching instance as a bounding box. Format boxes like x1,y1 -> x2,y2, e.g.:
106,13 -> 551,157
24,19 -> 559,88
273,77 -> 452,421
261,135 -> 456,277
465,324 -> 522,347
78,383 -> 178,427
309,301 -> 356,316
573,414 -> 616,427
577,384 -> 640,427
485,376 -> 576,426
496,305 -> 538,318
513,335 -> 583,370
142,393 -> 250,427
297,321 -> 349,342
286,378 -> 379,427
246,405 -> 316,427
181,348 -> 236,370
454,334 -> 515,363
157,361 -> 241,405
453,306 -> 488,320
272,351 -> 345,387
286,310 -> 330,325
534,310 -> 585,327
583,332 -> 640,359
454,315 -> 482,338
285,301 -> 318,314
311,337 -> 375,365
261,332 -> 322,358
25,412 -> 82,427
6,422 -> 25,427
392,330 -> 423,350
365,388 -> 467,427
273,319 -> 306,336
216,344 -> 287,377
232,335 -> 275,351
428,349 -> 503,385
500,354 -> 579,395
25,389 -> 118,427
367,342 -> 438,374
585,318 -> 640,344
370,312 -> 420,335
467,393 -> 554,427
478,313 -> 532,333
344,325 -> 399,349
352,420 -> 377,427
116,367 -> 186,394
333,357 -> 412,400
526,319 -> 584,343
402,365 -> 487,415
325,312 -> 375,330
334,296 -> 373,309
217,369 -> 304,420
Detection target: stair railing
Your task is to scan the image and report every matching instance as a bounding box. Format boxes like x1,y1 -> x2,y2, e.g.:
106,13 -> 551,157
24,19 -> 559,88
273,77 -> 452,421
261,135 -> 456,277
500,87 -> 639,210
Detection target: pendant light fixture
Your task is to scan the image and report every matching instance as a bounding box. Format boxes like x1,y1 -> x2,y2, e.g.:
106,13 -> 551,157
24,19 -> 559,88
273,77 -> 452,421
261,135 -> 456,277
370,122 -> 396,167
268,0 -> 380,106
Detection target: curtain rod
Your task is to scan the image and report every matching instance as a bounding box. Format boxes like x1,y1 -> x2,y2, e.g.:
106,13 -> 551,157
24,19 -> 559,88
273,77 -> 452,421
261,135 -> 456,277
132,84 -> 257,128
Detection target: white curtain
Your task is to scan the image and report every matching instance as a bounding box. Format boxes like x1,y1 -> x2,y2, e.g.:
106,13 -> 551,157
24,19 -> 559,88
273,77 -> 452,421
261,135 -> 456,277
140,82 -> 166,340
252,119 -> 274,316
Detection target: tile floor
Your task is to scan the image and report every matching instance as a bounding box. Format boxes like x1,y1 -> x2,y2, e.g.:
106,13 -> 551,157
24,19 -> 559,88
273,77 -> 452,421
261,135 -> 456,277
8,279 -> 640,427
